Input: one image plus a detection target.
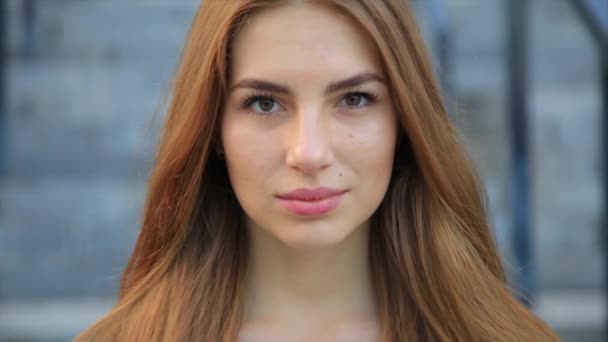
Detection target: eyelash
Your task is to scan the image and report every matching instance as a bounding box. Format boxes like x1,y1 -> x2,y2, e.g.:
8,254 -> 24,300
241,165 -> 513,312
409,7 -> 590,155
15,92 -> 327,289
239,91 -> 379,116
240,92 -> 276,112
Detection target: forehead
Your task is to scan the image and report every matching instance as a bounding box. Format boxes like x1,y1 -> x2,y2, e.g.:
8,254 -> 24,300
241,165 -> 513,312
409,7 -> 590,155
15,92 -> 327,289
230,3 -> 384,82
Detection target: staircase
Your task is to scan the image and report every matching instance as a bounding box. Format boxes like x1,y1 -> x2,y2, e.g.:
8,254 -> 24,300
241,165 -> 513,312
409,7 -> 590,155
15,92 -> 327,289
1,0 -> 199,299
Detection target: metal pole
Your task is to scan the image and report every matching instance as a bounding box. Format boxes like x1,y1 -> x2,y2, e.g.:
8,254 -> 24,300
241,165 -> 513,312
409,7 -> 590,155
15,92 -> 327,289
438,26 -> 451,103
602,54 -> 608,341
23,0 -> 35,60
0,0 -> 5,175
426,0 -> 452,109
508,0 -> 535,306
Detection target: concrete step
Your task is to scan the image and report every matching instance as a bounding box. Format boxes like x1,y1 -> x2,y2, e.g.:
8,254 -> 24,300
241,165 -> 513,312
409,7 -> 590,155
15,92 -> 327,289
5,60 -> 169,173
7,60 -> 174,124
0,178 -> 145,298
8,0 -> 199,61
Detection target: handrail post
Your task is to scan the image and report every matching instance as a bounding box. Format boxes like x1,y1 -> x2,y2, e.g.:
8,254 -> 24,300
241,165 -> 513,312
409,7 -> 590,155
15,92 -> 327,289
425,0 -> 452,109
0,0 -> 6,175
602,52 -> 607,341
507,0 -> 534,306
23,0 -> 35,60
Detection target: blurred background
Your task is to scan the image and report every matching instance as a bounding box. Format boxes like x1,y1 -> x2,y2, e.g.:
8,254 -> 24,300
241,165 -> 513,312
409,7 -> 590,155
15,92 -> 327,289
0,0 -> 606,341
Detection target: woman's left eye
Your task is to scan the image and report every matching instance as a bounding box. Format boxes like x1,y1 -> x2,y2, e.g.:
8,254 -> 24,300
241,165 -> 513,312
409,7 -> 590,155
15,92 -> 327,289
339,92 -> 377,108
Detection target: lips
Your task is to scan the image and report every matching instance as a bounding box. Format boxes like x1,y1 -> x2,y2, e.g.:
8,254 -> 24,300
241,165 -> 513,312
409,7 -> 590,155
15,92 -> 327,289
276,187 -> 348,216
277,187 -> 348,201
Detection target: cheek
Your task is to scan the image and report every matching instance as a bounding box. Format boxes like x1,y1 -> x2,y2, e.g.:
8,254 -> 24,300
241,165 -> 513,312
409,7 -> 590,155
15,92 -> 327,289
351,139 -> 395,187
342,113 -> 397,172
221,116 -> 279,195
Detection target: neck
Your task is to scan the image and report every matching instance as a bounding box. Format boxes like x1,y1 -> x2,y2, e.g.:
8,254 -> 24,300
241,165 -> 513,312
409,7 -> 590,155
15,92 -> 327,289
242,221 -> 377,331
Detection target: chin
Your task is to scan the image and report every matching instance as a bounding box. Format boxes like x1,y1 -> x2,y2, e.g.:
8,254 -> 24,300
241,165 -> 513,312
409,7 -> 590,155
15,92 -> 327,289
272,219 -> 358,250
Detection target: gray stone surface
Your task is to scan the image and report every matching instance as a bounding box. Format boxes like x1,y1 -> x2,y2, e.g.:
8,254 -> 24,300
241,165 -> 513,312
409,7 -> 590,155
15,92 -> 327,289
0,178 -> 145,298
1,0 -> 196,299
7,0 -> 200,61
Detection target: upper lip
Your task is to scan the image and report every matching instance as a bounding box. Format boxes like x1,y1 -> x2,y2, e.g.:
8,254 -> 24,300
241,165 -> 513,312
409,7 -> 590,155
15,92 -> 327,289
277,187 -> 348,201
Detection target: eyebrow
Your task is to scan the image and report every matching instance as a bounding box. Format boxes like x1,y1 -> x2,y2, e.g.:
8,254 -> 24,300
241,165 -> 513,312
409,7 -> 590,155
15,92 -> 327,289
230,72 -> 387,95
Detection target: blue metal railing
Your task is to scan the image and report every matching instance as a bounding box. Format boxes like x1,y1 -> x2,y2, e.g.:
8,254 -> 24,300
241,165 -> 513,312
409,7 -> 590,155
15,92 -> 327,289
507,0 -> 534,307
23,0 -> 36,60
422,0 -> 452,102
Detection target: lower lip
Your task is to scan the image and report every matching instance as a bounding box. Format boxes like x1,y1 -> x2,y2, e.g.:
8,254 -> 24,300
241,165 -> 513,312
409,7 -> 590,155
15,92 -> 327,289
278,192 -> 347,217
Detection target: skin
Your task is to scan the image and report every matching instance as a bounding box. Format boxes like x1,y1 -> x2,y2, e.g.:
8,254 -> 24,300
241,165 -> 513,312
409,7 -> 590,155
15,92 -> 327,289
221,2 -> 397,341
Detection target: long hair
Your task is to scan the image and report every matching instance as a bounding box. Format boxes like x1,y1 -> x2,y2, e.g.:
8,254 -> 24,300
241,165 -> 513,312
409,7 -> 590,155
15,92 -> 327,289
75,1 -> 559,341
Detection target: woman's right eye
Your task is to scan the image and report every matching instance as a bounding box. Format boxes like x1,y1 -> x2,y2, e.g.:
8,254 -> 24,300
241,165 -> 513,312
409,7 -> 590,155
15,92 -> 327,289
242,95 -> 282,115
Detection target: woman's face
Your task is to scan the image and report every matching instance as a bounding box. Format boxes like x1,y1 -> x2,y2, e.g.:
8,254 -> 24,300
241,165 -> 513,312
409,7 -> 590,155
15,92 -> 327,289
221,3 -> 397,249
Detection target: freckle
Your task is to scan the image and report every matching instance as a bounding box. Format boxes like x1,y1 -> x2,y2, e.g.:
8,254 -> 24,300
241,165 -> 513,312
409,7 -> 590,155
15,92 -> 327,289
339,172 -> 343,177
348,133 -> 354,139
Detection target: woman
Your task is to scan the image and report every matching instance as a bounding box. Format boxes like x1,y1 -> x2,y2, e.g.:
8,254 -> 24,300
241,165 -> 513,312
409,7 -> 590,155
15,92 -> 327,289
76,0 -> 560,341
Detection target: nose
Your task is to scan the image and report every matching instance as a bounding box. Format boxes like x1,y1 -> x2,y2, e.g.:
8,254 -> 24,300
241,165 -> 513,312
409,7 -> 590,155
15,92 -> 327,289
285,109 -> 333,174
